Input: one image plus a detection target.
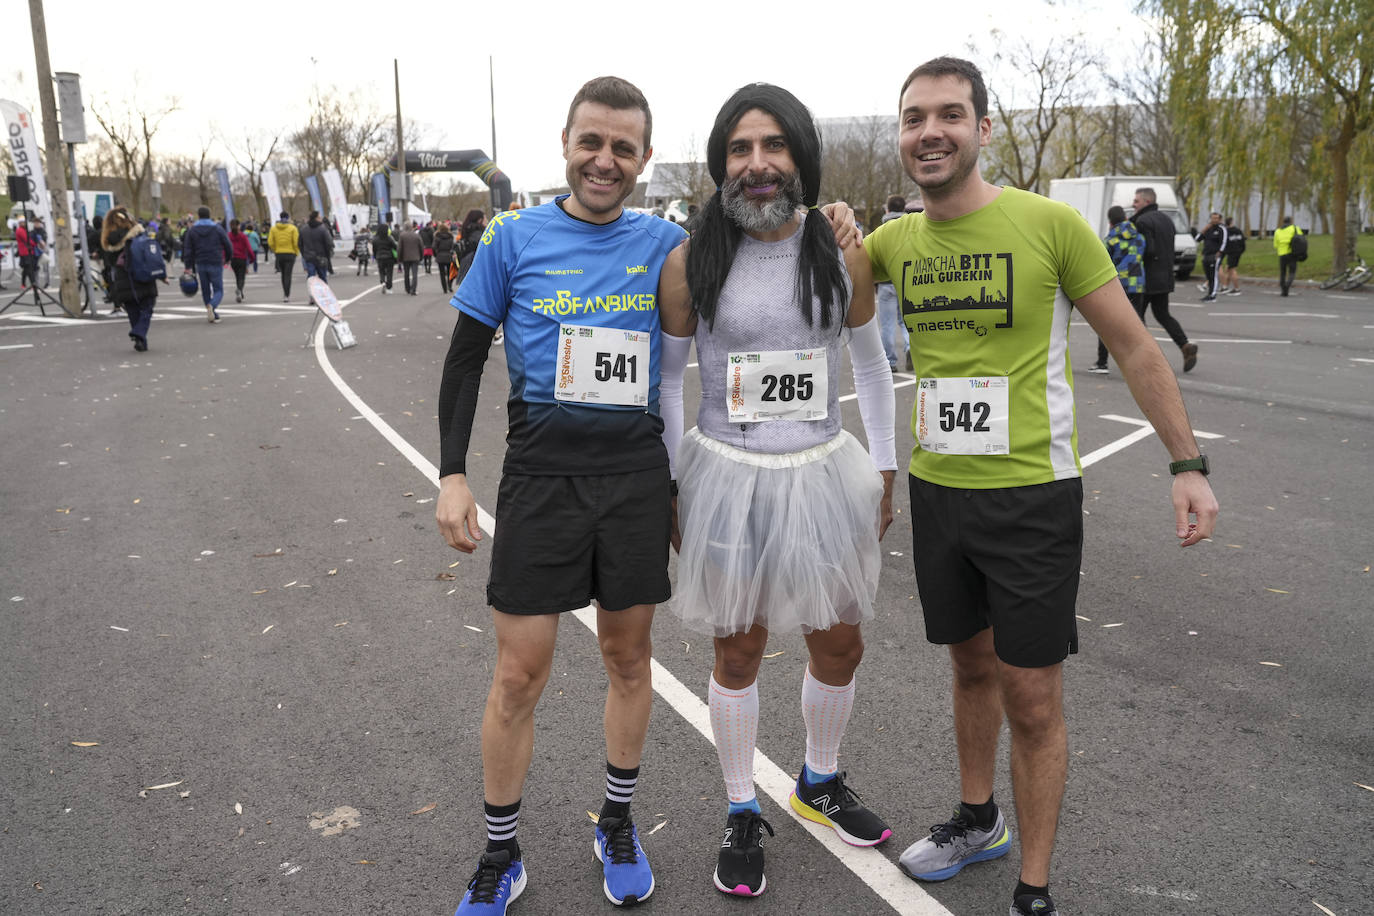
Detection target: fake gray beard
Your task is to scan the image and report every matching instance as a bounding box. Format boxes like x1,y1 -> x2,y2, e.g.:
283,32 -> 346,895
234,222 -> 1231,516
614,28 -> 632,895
721,172 -> 804,234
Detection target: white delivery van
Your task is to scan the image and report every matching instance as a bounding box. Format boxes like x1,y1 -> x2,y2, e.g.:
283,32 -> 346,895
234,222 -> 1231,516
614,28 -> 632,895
1048,176 -> 1198,280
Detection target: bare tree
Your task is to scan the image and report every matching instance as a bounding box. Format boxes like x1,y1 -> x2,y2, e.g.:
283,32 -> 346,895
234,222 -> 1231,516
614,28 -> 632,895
221,130 -> 281,221
90,97 -> 177,215
820,115 -> 906,228
981,32 -> 1106,195
163,140 -> 222,209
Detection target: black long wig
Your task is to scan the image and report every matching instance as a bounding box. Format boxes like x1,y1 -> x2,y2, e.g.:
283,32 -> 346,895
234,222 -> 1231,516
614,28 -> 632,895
686,83 -> 849,331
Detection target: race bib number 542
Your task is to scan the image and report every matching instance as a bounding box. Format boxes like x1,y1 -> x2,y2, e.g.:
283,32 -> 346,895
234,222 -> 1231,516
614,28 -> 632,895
916,376 -> 1010,455
554,324 -> 650,406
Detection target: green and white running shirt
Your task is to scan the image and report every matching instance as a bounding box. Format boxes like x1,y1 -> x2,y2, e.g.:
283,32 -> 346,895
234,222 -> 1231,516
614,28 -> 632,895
865,187 -> 1117,489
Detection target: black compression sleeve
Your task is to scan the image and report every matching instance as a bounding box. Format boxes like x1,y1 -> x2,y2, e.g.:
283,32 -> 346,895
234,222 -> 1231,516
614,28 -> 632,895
437,312 -> 498,477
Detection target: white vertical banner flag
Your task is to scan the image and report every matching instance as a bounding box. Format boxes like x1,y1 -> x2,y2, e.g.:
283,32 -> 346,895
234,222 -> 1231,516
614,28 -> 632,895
1,100 -> 54,233
322,169 -> 352,241
261,169 -> 283,220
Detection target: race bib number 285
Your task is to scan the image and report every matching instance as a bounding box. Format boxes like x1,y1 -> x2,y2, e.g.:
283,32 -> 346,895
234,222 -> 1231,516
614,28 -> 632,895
916,376 -> 1010,455
554,324 -> 650,406
726,349 -> 828,423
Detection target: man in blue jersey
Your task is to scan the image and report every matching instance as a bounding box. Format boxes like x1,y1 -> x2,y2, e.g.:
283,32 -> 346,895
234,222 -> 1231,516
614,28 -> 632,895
436,76 -> 681,915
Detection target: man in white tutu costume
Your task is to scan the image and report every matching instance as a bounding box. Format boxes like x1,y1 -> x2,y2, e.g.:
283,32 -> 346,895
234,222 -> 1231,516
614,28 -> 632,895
657,82 -> 899,898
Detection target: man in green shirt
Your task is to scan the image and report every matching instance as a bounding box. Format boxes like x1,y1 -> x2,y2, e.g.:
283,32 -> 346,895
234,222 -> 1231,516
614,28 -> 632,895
864,56 -> 1219,916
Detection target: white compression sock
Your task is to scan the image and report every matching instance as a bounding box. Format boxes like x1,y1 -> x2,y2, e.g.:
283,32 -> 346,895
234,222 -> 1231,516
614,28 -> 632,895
802,666 -> 855,778
709,675 -> 760,804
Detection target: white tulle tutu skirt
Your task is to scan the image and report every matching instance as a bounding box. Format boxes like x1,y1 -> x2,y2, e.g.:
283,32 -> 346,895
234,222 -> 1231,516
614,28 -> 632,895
672,427 -> 883,637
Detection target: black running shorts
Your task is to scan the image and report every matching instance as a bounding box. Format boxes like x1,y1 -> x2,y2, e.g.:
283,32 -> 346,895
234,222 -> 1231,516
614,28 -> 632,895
487,467 -> 672,614
1225,252 -> 1241,269
907,475 -> 1083,668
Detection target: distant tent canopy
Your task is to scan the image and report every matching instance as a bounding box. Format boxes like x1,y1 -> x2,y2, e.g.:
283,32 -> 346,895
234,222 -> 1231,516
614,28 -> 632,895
385,151 -> 512,210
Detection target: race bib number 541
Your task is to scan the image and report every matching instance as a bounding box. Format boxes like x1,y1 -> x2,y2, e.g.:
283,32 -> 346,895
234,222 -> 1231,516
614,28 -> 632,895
916,376 -> 1010,454
554,324 -> 650,406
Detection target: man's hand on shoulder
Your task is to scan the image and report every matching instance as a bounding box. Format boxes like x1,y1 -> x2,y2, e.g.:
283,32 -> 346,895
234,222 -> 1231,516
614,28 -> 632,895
821,201 -> 860,249
436,474 -> 483,553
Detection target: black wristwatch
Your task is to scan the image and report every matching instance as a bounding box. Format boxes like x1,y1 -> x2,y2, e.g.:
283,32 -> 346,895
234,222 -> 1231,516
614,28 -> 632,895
1169,455 -> 1210,476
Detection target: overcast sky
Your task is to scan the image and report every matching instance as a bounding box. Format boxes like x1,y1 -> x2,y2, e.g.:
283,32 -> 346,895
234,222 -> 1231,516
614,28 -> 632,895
9,0 -> 1149,200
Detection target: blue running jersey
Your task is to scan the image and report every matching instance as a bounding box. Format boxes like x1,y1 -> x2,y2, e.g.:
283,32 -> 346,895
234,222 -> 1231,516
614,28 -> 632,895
453,197 -> 687,476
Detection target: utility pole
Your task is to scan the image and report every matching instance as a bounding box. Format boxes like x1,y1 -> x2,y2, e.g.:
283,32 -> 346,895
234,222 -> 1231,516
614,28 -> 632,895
394,59 -> 407,227
27,0 -> 79,316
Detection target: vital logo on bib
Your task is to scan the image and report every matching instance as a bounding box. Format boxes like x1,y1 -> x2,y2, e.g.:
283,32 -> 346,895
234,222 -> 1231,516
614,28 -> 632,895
901,251 -> 1013,335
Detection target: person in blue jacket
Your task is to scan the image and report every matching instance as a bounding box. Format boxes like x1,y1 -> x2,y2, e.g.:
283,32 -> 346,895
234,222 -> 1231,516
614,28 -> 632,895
180,206 -> 232,322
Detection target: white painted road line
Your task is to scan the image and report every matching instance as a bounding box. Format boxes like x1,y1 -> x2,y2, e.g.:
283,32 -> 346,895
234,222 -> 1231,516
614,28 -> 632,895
312,296 -> 956,916
1082,415 -> 1224,468
0,342 -> 34,350
1350,357 -> 1374,364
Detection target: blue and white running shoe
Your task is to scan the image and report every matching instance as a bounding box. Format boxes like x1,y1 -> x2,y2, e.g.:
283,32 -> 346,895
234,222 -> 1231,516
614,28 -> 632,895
898,804 -> 1012,881
593,815 -> 655,906
454,848 -> 526,915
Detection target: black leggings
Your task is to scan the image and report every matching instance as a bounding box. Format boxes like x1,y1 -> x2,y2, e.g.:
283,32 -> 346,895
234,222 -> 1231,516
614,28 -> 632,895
377,259 -> 395,290
437,259 -> 453,293
230,258 -> 247,294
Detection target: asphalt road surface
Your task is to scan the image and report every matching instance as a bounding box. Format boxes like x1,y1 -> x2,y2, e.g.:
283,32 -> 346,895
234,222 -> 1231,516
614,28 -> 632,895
2,261 -> 1370,916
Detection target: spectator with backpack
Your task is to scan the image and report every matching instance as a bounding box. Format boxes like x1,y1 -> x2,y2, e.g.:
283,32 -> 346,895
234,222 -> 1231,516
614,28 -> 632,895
267,211 -> 300,302
181,206 -> 233,323
101,206 -> 167,351
1274,215 -> 1305,297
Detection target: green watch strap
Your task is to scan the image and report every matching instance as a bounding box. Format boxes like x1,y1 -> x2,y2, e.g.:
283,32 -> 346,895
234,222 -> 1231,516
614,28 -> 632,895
1168,455 -> 1209,476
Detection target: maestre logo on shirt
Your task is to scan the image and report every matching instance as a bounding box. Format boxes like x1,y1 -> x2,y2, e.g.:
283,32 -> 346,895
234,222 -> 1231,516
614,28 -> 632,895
532,288 -> 656,316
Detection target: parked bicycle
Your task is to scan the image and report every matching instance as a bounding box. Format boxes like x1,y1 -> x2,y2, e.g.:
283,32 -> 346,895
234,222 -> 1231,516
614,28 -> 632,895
1318,257 -> 1371,291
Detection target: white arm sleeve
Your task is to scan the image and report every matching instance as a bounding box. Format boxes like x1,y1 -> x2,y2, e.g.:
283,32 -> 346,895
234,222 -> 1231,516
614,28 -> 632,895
847,316 -> 898,472
659,331 -> 693,480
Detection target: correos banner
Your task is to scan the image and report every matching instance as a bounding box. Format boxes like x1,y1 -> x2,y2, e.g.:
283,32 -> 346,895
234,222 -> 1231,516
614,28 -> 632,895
1,100 -> 54,233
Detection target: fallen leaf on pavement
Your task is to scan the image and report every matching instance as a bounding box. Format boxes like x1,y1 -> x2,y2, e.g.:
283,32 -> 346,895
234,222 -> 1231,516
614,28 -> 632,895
1260,661 -> 1283,667
646,820 -> 667,835
144,780 -> 183,791
410,803 -> 437,815
436,572 -> 456,581
70,741 -> 99,747
1265,588 -> 1289,594
763,651 -> 785,658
